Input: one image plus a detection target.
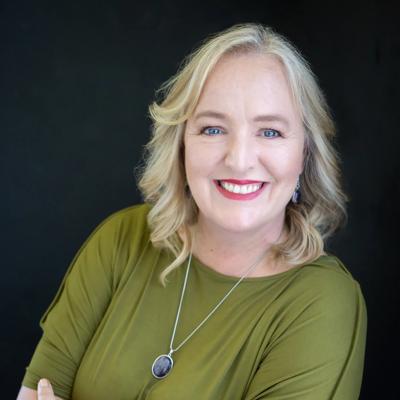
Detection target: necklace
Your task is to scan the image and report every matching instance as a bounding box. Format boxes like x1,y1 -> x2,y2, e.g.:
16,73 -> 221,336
151,250 -> 267,379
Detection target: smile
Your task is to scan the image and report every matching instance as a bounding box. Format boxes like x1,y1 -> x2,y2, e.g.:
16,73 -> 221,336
214,179 -> 267,201
219,181 -> 263,194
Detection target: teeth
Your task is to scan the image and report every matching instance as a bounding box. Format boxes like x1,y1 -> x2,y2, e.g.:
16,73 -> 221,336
220,181 -> 262,194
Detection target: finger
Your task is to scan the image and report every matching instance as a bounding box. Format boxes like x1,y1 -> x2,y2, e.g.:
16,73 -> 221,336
38,379 -> 55,400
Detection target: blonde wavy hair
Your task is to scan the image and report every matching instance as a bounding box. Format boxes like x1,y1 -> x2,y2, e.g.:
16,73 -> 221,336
137,23 -> 348,284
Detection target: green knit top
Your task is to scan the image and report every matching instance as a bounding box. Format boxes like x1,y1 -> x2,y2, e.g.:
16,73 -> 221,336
22,204 -> 367,399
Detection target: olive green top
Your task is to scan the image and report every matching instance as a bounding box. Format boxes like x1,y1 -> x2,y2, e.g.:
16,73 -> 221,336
22,204 -> 367,400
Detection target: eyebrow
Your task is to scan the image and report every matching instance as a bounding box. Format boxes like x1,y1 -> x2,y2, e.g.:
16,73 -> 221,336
193,110 -> 290,128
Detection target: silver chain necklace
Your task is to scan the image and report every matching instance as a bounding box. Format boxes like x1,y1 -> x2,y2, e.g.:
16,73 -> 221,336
151,250 -> 267,379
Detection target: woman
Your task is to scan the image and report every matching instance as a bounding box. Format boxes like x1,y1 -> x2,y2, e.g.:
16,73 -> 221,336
17,23 -> 367,400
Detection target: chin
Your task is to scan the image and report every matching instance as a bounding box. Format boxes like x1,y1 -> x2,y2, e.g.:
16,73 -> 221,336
215,214 -> 268,234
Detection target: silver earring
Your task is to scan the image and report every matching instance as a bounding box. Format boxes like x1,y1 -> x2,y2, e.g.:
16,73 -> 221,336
291,179 -> 301,204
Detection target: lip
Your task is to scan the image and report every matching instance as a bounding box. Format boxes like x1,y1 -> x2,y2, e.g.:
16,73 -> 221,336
219,179 -> 264,185
214,179 -> 267,201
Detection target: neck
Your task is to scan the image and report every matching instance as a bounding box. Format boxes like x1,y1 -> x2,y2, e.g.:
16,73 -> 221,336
192,215 -> 287,278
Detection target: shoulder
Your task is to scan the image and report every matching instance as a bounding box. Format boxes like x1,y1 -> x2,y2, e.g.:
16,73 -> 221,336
74,203 -> 154,290
261,256 -> 367,397
268,255 -> 367,352
96,203 -> 151,232
289,254 -> 367,324
90,203 -> 151,244
80,203 -> 152,271
295,254 -> 362,293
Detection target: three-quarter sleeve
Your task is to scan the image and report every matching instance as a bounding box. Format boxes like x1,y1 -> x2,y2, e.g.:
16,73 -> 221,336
22,212 -> 121,399
243,272 -> 367,400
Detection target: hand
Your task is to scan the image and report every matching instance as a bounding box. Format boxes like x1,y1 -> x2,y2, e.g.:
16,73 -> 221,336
37,379 -> 56,400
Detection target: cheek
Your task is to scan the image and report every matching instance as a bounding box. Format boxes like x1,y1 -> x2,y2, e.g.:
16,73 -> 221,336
185,144 -> 207,183
184,141 -> 223,181
261,144 -> 304,179
184,143 -> 197,165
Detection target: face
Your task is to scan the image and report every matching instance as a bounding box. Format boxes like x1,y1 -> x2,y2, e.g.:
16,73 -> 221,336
184,53 -> 305,237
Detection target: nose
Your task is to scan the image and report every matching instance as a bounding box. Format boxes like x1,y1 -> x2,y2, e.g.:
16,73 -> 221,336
224,132 -> 257,173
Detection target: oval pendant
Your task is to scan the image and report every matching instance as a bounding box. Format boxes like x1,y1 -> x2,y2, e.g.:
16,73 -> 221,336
151,354 -> 173,379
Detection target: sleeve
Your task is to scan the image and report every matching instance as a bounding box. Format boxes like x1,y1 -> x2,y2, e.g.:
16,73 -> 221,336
243,273 -> 368,400
21,211 -> 125,400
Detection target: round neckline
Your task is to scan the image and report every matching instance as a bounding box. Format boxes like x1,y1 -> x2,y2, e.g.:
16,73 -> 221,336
191,254 -> 310,283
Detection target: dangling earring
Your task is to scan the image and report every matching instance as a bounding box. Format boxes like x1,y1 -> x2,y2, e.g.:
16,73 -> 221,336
184,182 -> 192,198
291,178 -> 301,204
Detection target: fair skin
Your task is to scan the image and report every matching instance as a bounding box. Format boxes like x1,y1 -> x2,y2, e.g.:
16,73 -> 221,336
17,52 -> 305,398
16,379 -> 63,400
185,52 -> 305,277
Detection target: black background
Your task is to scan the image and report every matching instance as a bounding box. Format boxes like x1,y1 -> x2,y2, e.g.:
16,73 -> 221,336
2,0 -> 399,398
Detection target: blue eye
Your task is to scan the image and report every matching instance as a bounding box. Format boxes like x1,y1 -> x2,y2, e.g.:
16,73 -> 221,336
202,127 -> 224,136
262,129 -> 281,138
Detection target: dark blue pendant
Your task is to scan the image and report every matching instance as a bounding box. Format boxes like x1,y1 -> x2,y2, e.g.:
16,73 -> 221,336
152,354 -> 173,379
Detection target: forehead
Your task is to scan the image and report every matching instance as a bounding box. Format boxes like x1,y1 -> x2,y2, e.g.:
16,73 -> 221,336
192,52 -> 300,122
